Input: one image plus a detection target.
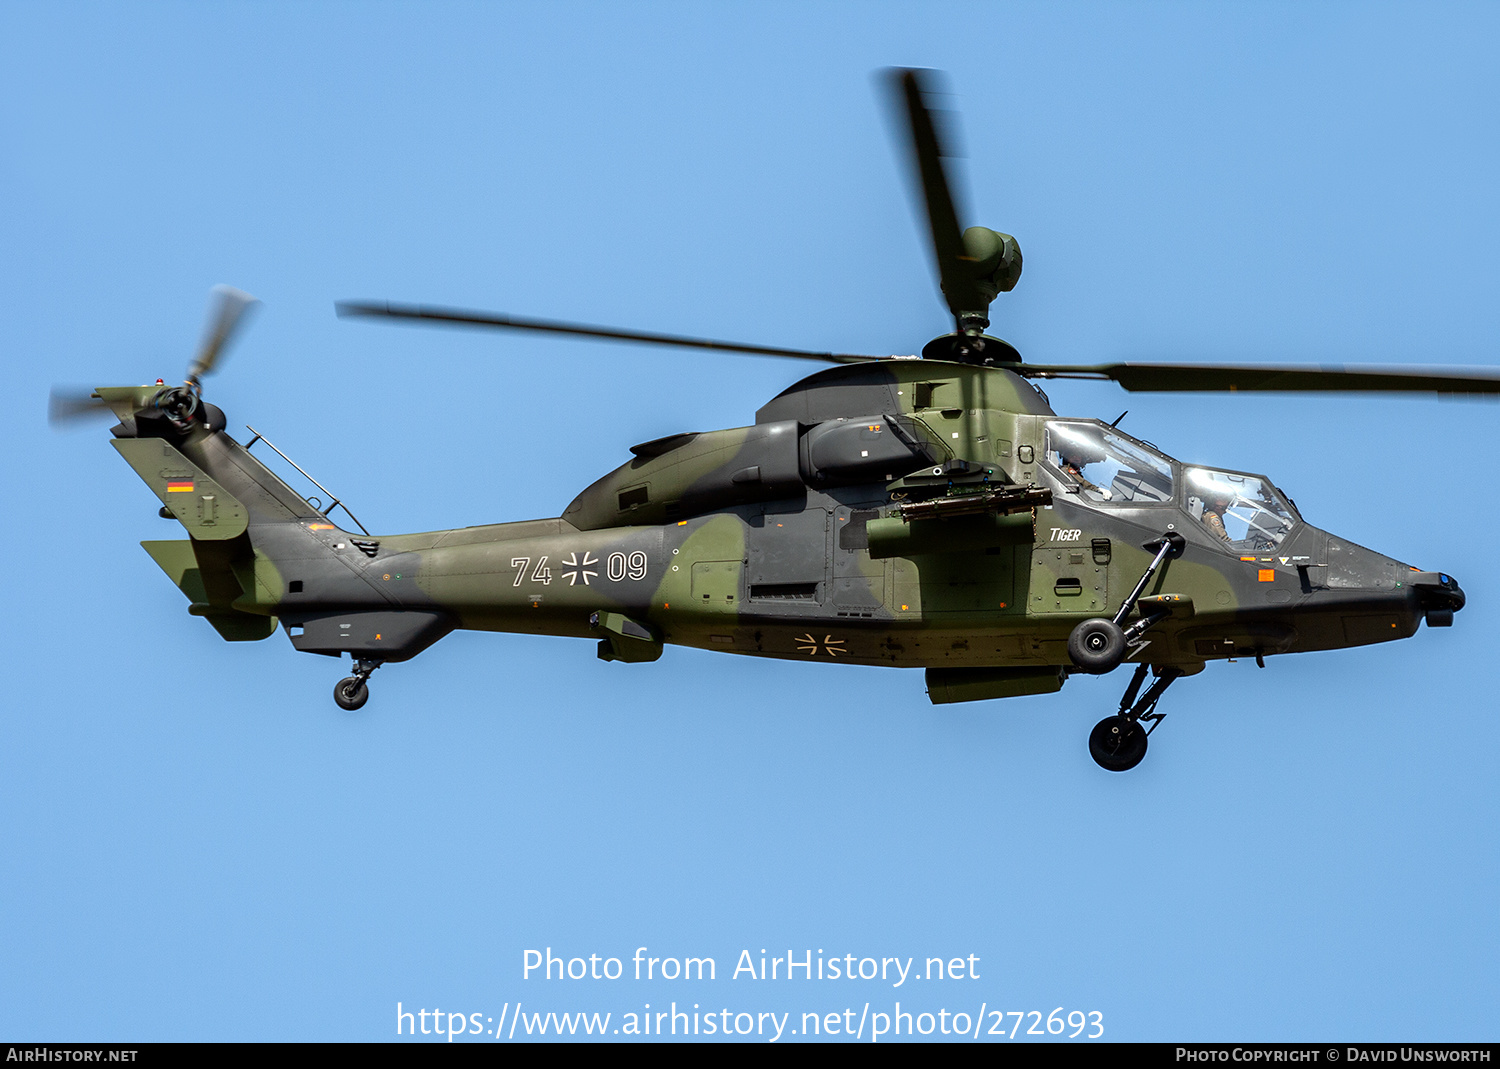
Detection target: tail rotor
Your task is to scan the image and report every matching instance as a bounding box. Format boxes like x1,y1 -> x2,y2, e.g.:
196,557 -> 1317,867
49,284 -> 259,431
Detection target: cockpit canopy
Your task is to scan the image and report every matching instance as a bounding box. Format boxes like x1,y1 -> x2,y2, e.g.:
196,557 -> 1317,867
1182,467 -> 1297,553
1042,419 -> 1300,552
1045,421 -> 1174,505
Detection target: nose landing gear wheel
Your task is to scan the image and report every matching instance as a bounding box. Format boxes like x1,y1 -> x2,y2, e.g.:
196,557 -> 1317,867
334,676 -> 369,711
1089,715 -> 1148,771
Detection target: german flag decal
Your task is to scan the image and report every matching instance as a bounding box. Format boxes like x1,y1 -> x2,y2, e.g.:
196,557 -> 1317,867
166,480 -> 194,493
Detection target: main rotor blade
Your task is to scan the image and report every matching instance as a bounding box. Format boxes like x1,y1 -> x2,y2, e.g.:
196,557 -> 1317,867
1017,362 -> 1500,395
187,284 -> 259,385
889,67 -> 979,327
335,300 -> 901,364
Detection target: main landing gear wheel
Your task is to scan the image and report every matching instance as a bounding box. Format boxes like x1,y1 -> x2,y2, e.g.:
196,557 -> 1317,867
334,677 -> 369,710
1089,715 -> 1148,772
1068,618 -> 1126,674
1070,530 -> 1185,679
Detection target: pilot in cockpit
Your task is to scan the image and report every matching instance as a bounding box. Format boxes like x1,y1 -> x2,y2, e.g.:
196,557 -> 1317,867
1200,487 -> 1235,542
1057,441 -> 1113,501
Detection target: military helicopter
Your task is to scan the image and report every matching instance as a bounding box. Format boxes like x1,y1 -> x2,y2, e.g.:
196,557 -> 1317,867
55,69 -> 1491,771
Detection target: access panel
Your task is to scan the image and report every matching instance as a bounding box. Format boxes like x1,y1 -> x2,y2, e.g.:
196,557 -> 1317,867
1029,546 -> 1108,614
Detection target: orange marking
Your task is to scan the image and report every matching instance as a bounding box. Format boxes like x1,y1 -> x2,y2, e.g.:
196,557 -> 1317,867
309,524 -> 334,530
1258,569 -> 1275,582
1240,556 -> 1256,562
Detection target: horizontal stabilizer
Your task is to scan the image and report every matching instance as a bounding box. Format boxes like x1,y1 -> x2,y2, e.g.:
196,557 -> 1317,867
142,540 -> 276,642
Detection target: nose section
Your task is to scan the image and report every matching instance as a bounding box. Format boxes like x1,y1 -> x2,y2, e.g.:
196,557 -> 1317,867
1310,531 -> 1465,639
1408,571 -> 1466,627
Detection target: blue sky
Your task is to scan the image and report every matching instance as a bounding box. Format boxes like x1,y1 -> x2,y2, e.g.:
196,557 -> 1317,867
2,1 -> 1497,1042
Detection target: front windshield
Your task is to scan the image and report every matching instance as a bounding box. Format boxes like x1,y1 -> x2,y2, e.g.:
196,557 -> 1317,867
1044,421 -> 1174,505
1185,468 -> 1297,551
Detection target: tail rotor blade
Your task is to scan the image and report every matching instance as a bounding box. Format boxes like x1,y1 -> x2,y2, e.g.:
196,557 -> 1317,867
48,387 -> 113,427
187,285 -> 259,385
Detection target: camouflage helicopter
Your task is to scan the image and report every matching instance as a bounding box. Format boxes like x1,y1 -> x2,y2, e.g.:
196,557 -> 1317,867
55,69 -> 1489,771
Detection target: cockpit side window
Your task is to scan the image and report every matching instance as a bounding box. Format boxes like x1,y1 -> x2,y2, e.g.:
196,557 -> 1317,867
1044,421 -> 1174,505
1185,468 -> 1297,551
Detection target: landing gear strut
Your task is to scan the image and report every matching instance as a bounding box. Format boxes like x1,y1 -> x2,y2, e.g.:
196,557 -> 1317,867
1067,531 -> 1184,674
334,659 -> 382,711
1089,663 -> 1182,772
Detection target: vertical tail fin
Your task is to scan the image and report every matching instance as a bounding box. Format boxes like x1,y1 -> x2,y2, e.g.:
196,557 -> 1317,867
111,416 -> 324,641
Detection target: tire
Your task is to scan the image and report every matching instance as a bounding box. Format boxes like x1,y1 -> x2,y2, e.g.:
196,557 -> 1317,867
1067,618 -> 1126,674
334,677 -> 369,711
1089,715 -> 1148,772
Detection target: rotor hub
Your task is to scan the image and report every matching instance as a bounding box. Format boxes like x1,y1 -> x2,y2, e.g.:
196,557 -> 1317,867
920,333 -> 1022,366
153,384 -> 200,428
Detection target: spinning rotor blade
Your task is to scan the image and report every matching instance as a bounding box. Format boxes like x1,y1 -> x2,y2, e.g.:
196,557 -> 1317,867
1017,362 -> 1500,395
335,300 -> 900,364
890,67 -> 973,327
187,285 -> 259,385
47,387 -> 112,426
